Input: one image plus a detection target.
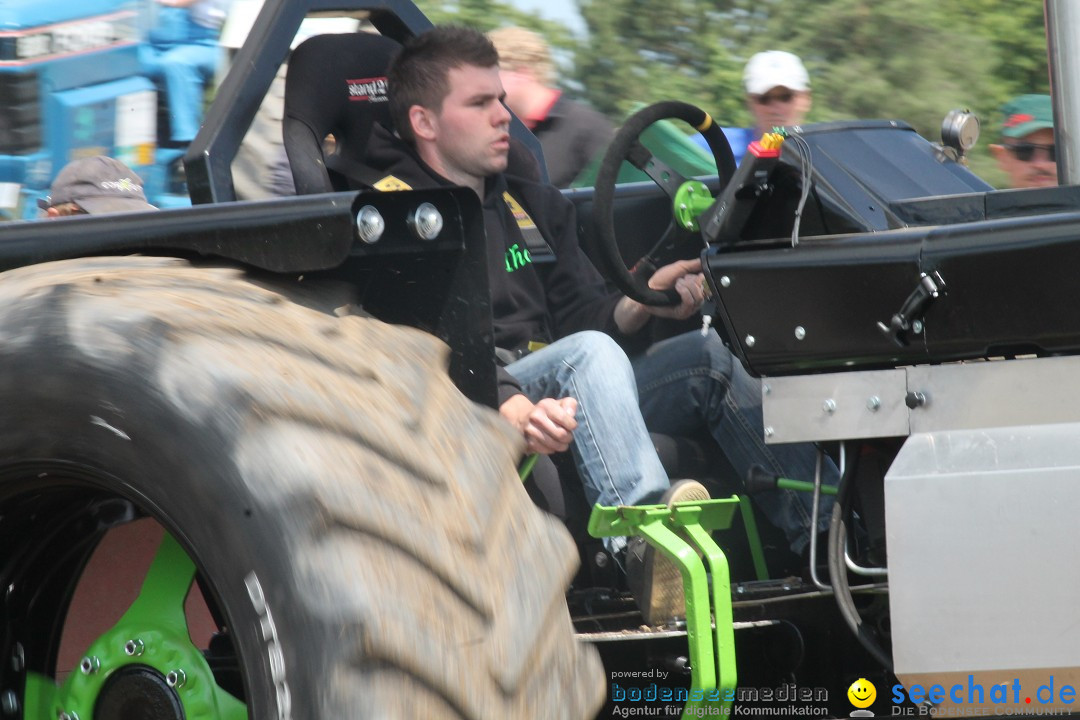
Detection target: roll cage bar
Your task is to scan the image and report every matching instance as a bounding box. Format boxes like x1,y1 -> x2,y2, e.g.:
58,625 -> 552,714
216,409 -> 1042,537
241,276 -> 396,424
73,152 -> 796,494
184,0 -> 545,204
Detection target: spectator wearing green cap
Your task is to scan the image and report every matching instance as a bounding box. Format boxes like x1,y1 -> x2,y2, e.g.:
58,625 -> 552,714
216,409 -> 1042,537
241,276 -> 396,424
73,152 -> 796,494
990,94 -> 1057,189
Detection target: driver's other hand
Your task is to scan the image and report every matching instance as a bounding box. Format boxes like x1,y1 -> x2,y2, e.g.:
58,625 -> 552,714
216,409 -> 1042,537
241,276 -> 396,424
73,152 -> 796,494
499,394 -> 578,455
647,258 -> 706,320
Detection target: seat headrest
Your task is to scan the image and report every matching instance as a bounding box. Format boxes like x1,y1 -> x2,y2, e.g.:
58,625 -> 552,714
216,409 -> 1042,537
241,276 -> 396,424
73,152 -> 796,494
284,31 -> 548,193
284,32 -> 402,195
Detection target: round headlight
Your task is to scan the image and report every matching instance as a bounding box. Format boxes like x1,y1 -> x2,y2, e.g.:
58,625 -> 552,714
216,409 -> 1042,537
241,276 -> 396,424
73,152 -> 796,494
355,205 -> 385,244
408,202 -> 444,241
941,109 -> 980,154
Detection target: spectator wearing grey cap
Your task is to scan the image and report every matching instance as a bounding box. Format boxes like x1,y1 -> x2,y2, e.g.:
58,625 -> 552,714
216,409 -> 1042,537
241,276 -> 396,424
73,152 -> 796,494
39,156 -> 157,218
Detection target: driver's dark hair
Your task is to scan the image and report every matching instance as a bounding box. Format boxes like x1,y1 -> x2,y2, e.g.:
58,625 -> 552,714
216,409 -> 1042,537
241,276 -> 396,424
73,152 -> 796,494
388,26 -> 500,146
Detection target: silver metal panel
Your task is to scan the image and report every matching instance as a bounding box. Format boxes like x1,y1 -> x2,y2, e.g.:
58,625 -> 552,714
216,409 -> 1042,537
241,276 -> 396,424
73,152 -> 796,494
1046,0 -> 1080,185
908,355 -> 1080,434
886,425 -> 1080,675
579,620 -> 776,643
761,369 -> 907,444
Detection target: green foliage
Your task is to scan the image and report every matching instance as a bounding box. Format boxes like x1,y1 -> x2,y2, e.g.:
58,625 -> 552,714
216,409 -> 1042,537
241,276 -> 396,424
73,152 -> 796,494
756,0 -> 997,136
567,0 -> 1049,186
412,0 -> 1051,187
943,0 -> 1050,100
415,0 -> 575,45
575,0 -> 748,124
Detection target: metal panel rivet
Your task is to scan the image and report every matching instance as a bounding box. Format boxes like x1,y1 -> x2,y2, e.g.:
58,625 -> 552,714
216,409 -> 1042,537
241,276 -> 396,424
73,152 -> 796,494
720,276 -> 731,288
823,399 -> 837,414
794,326 -> 806,340
745,335 -> 756,347
905,391 -> 927,409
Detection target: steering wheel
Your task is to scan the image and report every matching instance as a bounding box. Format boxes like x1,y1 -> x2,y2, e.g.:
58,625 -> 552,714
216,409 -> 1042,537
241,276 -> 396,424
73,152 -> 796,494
591,101 -> 737,306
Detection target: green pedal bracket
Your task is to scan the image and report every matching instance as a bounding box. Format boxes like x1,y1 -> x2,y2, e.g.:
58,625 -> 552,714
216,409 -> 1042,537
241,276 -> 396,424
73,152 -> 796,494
588,495 -> 740,718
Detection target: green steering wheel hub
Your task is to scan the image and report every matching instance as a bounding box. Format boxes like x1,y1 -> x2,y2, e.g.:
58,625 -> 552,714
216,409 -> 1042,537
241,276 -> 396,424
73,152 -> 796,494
673,179 -> 714,232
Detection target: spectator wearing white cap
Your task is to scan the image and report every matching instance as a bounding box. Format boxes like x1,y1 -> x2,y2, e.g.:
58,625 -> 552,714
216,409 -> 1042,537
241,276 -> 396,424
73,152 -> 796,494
694,50 -> 812,165
743,50 -> 812,139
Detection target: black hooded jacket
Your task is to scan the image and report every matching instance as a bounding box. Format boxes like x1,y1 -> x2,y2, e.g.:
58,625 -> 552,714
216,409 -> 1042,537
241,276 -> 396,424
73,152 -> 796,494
358,126 -> 625,403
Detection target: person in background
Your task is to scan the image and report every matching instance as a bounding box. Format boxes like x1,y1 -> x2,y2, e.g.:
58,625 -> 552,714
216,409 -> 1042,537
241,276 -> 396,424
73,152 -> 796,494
488,26 -> 614,188
39,156 -> 157,218
989,94 -> 1057,189
141,0 -> 230,147
694,50 -> 812,166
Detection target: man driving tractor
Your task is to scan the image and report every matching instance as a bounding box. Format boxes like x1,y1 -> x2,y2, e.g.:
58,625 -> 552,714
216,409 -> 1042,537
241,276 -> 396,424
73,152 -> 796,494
354,25 -> 837,623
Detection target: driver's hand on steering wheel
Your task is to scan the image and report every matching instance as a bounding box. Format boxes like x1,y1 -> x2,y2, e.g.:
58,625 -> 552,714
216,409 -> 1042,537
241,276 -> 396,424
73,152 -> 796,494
644,258 -> 707,320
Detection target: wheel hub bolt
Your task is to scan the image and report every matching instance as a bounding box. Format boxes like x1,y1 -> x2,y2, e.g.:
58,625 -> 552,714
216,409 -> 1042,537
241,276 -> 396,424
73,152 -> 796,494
123,639 -> 144,657
166,669 -> 187,689
79,656 -> 100,675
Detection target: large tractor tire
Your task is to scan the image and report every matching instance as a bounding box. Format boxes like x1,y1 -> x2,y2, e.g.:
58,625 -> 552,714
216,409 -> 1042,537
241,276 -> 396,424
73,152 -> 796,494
0,256 -> 604,720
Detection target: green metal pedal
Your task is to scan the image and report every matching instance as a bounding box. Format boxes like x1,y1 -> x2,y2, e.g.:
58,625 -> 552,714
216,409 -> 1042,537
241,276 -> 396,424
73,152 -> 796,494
589,496 -> 740,718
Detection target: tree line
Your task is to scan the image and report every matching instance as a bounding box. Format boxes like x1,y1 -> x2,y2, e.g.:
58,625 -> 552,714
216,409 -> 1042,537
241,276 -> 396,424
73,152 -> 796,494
418,0 -> 1050,186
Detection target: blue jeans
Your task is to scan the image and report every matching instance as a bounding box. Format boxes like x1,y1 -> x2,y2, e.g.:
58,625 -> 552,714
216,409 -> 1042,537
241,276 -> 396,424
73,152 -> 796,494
507,332 -> 671,508
632,331 -> 836,554
140,10 -> 222,142
508,330 -> 836,555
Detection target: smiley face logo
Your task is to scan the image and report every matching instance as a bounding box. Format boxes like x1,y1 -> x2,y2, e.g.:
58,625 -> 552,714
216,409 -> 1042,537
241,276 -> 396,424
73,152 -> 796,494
848,678 -> 877,708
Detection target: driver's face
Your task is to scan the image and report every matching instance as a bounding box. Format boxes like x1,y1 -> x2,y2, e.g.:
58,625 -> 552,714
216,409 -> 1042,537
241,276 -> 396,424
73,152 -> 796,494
748,85 -> 811,134
425,64 -> 511,188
